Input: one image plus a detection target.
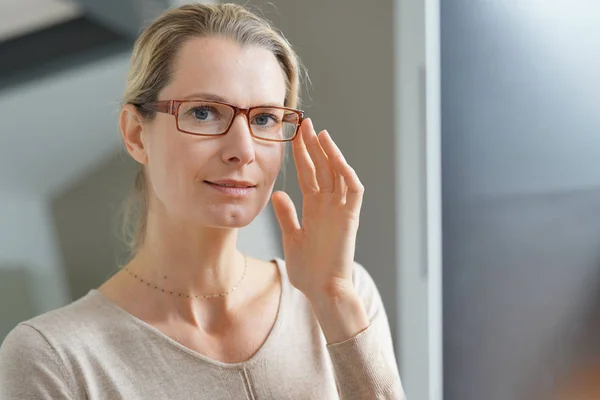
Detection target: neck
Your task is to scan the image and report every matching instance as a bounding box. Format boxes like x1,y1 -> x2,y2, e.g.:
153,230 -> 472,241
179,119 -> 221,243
130,209 -> 245,298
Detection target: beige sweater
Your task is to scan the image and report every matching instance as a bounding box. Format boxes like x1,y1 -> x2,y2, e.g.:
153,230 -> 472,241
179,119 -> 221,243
0,260 -> 404,399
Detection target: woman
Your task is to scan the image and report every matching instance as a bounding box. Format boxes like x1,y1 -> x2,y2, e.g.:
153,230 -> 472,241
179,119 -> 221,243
0,3 -> 404,399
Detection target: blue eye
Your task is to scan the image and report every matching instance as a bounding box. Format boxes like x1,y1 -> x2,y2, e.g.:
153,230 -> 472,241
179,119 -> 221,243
192,107 -> 212,120
253,114 -> 278,126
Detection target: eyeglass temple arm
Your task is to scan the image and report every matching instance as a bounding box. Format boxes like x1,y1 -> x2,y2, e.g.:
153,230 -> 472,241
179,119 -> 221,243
136,101 -> 173,114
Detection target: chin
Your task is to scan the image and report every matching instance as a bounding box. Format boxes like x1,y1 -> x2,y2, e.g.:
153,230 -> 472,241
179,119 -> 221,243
210,215 -> 254,229
201,204 -> 262,229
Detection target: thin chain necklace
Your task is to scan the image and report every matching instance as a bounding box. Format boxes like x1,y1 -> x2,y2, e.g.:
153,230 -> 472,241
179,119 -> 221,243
123,254 -> 248,299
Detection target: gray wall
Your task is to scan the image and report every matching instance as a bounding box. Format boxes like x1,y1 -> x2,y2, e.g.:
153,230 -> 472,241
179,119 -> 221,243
442,1 -> 600,399
0,191 -> 70,324
51,152 -> 137,301
0,263 -> 37,340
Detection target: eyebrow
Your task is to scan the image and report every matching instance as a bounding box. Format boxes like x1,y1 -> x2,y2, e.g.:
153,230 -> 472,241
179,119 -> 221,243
180,92 -> 284,108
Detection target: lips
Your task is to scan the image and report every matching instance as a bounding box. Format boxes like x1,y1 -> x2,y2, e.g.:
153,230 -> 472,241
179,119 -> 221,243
203,180 -> 256,197
204,180 -> 256,188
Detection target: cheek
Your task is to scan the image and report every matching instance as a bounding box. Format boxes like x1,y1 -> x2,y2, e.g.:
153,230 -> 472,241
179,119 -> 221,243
146,131 -> 203,198
259,144 -> 285,181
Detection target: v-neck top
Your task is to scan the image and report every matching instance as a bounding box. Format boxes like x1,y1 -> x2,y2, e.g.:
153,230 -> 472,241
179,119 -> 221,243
0,259 -> 404,399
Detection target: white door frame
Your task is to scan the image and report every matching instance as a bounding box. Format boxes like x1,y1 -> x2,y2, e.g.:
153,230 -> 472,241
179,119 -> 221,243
395,0 -> 442,398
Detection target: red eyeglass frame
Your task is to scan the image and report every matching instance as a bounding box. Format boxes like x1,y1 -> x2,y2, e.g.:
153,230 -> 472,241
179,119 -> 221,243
136,100 -> 305,143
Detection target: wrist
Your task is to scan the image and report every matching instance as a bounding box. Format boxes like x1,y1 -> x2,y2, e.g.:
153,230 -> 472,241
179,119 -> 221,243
304,277 -> 355,304
307,283 -> 369,344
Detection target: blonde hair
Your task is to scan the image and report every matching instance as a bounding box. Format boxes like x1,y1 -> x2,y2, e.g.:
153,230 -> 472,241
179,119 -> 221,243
120,2 -> 302,255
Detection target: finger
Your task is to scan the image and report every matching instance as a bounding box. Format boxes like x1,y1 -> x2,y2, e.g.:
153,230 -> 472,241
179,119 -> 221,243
271,191 -> 301,235
292,121 -> 318,193
338,162 -> 364,211
318,129 -> 344,202
304,122 -> 335,192
333,172 -> 347,204
318,131 -> 365,210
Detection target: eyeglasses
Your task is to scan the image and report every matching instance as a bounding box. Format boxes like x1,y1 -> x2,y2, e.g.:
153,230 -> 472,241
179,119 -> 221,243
136,99 -> 305,142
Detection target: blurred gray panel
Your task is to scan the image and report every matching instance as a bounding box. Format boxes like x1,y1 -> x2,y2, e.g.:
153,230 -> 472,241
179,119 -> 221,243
0,16 -> 129,91
51,151 -> 137,300
74,0 -> 169,38
442,1 -> 600,399
442,1 -> 600,203
0,0 -> 177,91
444,190 -> 600,399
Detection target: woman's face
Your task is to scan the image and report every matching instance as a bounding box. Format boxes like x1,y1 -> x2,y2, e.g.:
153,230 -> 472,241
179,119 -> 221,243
134,37 -> 288,228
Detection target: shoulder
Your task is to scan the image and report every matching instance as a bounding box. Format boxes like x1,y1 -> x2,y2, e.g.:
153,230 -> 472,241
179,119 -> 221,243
0,293 -> 107,398
0,321 -> 77,398
1,291 -> 114,357
1,320 -> 56,360
0,291 -> 125,396
30,290 -> 109,328
0,320 -> 65,376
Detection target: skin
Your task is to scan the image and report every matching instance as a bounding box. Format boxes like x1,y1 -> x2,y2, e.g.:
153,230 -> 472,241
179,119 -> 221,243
99,36 -> 368,363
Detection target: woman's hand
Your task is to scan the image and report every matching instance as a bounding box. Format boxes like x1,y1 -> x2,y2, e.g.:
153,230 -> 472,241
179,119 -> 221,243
272,118 -> 369,343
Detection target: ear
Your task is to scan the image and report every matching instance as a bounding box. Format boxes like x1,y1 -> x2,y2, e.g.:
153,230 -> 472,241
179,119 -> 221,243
120,104 -> 148,164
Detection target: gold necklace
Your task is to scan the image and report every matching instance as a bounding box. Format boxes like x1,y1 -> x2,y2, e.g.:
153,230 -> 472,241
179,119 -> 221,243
123,254 -> 248,299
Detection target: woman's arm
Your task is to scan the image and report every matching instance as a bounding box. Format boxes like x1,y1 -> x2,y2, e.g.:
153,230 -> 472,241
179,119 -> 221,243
0,323 -> 75,399
311,263 -> 405,400
309,283 -> 369,344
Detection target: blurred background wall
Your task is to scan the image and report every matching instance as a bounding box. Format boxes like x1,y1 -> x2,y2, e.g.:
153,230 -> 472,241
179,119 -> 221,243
442,1 -> 600,399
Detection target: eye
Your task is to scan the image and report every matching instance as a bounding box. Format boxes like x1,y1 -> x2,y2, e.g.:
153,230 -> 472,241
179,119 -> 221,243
194,108 -> 209,120
188,106 -> 218,121
253,113 -> 279,126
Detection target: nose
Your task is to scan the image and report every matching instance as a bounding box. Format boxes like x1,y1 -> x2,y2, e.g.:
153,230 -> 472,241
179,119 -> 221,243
220,114 -> 256,165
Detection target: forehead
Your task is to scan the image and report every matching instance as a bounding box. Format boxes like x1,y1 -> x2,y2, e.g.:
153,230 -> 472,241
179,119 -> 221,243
160,36 -> 287,107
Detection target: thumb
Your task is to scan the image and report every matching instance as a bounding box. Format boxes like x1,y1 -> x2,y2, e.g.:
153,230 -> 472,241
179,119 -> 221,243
271,191 -> 301,235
